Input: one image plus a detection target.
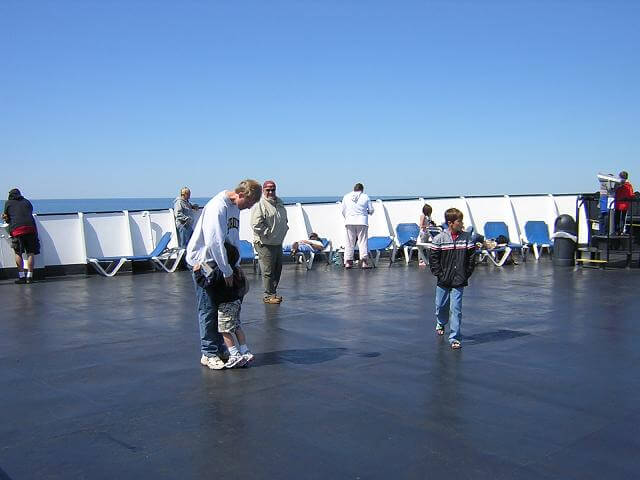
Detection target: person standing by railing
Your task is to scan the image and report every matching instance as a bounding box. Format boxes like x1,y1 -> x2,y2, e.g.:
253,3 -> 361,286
341,183 -> 374,269
2,188 -> 40,284
614,171 -> 634,235
173,187 -> 199,248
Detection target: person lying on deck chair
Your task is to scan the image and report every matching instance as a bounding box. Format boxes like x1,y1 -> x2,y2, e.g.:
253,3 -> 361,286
286,233 -> 324,256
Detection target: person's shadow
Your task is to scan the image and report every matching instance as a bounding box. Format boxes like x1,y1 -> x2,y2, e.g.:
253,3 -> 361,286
252,347 -> 380,367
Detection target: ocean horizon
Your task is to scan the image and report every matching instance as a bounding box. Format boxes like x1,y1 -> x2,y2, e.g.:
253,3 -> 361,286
26,196 -> 416,214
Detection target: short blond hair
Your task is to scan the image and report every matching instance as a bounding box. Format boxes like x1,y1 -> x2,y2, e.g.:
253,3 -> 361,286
235,179 -> 262,202
180,187 -> 190,196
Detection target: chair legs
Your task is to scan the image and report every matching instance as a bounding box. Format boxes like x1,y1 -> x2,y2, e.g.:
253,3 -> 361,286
88,258 -> 127,277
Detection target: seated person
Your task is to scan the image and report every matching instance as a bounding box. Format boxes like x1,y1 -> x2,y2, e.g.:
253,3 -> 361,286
419,204 -> 436,243
418,204 -> 437,266
287,233 -> 325,255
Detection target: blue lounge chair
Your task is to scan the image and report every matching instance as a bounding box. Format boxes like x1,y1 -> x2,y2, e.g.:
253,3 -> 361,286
293,238 -> 333,270
480,221 -> 524,266
524,221 -> 553,260
239,240 -> 259,271
392,223 -> 421,264
356,236 -> 393,267
88,232 -> 184,277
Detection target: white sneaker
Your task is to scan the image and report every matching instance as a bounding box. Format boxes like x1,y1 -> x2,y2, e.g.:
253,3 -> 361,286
225,353 -> 246,369
242,350 -> 255,366
201,354 -> 226,370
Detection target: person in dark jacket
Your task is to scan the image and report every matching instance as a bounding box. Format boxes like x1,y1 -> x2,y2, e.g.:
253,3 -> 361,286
428,208 -> 476,349
2,188 -> 40,284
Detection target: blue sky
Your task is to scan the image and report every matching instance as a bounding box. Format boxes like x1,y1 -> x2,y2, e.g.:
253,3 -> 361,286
1,0 -> 638,199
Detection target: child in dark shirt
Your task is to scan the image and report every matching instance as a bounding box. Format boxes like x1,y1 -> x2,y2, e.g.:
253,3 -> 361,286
428,208 -> 476,349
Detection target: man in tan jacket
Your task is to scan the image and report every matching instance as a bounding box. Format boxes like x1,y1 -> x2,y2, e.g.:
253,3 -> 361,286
251,180 -> 289,304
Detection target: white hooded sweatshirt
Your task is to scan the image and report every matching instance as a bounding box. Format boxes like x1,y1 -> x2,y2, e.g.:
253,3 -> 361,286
341,191 -> 374,226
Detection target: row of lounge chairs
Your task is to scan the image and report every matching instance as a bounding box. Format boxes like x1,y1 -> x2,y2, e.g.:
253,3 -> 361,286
87,220 -> 553,277
393,220 -> 554,267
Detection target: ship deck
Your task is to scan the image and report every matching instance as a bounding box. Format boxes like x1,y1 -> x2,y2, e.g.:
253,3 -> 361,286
1,258 -> 639,479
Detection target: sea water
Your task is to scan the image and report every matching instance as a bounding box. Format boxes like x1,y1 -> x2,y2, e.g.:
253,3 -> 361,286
28,196 -> 414,214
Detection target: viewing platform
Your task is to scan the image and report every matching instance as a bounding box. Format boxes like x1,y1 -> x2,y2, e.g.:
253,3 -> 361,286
1,259 -> 638,479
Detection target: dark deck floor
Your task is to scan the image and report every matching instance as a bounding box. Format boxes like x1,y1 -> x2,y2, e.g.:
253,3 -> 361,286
1,258 -> 639,479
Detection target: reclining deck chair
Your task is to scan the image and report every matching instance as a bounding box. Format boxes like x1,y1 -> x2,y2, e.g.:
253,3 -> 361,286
88,232 -> 184,277
292,238 -> 333,270
479,222 -> 524,267
524,221 -> 553,260
392,223 -> 420,264
355,236 -> 394,267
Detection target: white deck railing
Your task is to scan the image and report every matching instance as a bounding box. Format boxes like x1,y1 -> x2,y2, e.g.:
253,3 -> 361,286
0,194 -> 585,270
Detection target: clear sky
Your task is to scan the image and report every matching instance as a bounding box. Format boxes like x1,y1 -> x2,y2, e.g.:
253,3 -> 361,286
1,0 -> 638,199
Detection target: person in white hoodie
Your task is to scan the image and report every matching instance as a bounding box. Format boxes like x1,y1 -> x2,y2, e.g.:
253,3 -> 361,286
186,179 -> 262,370
341,183 -> 375,269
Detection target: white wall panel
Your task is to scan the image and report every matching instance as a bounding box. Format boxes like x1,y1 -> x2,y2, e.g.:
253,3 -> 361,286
368,199 -> 393,238
424,197 -> 470,227
148,210 -> 177,248
300,203 -> 345,248
129,211 -> 153,255
0,226 -> 16,268
83,213 -> 130,258
465,197 -> 519,241
510,195 -> 557,243
381,199 -> 424,235
36,215 -> 85,265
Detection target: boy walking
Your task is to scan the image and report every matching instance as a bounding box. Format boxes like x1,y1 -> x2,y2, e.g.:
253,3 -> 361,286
428,208 -> 476,349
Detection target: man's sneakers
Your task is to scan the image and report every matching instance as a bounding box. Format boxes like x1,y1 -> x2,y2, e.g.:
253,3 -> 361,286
200,354 -> 226,370
201,351 -> 254,370
225,353 -> 247,369
242,350 -> 255,366
263,295 -> 282,304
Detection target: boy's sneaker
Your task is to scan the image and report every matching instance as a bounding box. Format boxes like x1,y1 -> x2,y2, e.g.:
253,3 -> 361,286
200,354 -> 226,370
225,353 -> 246,369
242,351 -> 255,366
14,278 -> 26,284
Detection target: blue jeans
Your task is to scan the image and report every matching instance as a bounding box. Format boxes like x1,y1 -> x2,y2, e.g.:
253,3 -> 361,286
192,273 -> 224,357
435,286 -> 464,344
177,223 -> 193,248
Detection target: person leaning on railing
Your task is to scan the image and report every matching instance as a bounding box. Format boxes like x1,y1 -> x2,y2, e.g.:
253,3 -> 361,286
173,187 -> 199,248
3,188 -> 41,284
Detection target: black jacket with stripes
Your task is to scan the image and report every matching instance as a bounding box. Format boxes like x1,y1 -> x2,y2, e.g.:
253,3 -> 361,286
428,229 -> 476,288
